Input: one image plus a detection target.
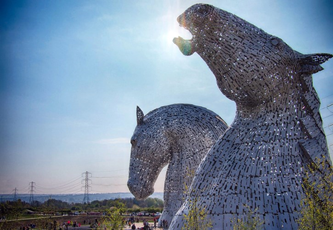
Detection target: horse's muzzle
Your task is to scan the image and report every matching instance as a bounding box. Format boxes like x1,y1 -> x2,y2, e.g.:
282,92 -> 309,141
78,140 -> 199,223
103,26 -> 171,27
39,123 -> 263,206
127,179 -> 154,200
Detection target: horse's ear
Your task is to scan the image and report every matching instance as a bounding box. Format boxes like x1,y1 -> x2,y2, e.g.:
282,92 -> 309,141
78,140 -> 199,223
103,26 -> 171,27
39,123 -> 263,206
136,106 -> 144,125
299,53 -> 333,74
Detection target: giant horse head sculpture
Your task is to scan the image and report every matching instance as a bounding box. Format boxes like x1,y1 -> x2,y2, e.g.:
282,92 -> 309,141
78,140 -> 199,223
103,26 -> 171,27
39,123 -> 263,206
127,104 -> 227,227
171,4 -> 332,230
174,4 -> 332,111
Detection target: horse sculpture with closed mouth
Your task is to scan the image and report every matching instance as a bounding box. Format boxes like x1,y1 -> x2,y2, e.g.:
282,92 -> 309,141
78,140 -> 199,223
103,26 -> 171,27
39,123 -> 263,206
171,4 -> 332,230
127,104 -> 228,227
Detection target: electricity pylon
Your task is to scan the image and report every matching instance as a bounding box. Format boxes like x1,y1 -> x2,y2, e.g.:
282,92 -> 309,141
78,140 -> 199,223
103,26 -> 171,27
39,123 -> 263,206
82,171 -> 91,204
13,188 -> 18,201
29,182 -> 35,204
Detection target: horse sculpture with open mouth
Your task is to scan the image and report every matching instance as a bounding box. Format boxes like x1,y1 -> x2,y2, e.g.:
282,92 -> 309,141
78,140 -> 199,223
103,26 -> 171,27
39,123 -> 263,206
127,104 -> 228,227
171,4 -> 332,230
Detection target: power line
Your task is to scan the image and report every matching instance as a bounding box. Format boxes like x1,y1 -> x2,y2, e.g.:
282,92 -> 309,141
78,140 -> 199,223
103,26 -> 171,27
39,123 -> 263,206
34,182 -> 82,194
36,180 -> 82,193
92,183 -> 126,187
7,171 -> 128,198
321,94 -> 333,100
36,176 -> 82,190
91,169 -> 128,173
322,102 -> 333,137
323,113 -> 333,119
327,103 -> 333,113
324,124 -> 333,129
92,176 -> 127,179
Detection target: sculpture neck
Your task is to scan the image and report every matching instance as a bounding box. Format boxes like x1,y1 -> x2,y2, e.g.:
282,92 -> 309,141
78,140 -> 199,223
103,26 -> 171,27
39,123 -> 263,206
235,90 -> 302,121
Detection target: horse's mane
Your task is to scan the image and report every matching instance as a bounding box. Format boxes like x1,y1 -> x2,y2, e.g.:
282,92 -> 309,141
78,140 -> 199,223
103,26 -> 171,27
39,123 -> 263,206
298,54 -> 333,168
144,103 -> 228,127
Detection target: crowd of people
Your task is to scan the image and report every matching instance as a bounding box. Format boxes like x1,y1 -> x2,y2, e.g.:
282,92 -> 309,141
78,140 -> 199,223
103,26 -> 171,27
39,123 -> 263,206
17,216 -> 167,229
127,217 -> 167,230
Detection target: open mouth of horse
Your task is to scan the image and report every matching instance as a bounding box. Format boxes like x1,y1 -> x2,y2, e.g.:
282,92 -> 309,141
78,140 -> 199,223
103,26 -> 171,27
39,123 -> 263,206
173,15 -> 195,56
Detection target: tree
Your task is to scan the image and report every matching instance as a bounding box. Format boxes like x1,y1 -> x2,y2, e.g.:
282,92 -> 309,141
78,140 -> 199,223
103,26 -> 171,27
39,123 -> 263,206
113,200 -> 126,215
101,208 -> 124,230
182,196 -> 212,230
297,157 -> 333,230
232,206 -> 263,230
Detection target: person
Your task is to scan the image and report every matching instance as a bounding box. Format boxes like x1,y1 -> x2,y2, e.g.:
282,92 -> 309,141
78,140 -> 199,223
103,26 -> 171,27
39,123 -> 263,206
143,220 -> 149,230
132,223 -> 136,230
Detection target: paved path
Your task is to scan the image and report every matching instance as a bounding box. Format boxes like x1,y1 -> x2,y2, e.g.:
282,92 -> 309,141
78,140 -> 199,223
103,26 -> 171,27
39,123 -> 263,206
66,222 -> 164,229
123,222 -> 163,230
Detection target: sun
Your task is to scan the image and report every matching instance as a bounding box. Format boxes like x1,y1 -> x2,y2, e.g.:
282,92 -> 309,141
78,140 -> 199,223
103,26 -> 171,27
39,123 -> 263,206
164,22 -> 191,47
166,28 -> 179,44
158,9 -> 192,55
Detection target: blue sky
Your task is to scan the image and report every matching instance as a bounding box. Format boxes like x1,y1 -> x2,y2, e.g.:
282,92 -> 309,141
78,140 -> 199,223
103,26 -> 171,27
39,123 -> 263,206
1,0 -> 332,196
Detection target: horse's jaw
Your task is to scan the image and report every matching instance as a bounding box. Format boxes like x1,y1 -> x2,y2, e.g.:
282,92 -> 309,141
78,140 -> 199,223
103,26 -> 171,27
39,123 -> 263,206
127,179 -> 154,200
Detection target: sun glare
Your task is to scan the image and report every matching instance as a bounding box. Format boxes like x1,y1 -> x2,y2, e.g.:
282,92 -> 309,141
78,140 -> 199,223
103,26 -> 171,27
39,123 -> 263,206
166,24 -> 191,45
158,7 -> 192,56
166,28 -> 179,44
162,20 -> 192,57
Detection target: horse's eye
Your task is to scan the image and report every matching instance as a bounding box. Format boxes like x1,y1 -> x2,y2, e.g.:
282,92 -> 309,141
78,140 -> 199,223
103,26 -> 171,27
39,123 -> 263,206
196,5 -> 211,17
131,139 -> 136,146
270,37 -> 280,46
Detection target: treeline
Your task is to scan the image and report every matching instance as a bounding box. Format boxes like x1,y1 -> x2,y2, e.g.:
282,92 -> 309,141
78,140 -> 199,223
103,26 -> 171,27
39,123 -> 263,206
0,197 -> 163,220
87,197 -> 163,210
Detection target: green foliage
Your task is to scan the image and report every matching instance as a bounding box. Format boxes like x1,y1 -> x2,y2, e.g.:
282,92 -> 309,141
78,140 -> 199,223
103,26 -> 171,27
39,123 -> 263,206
127,207 -> 162,214
182,168 -> 212,230
0,200 -> 29,220
297,157 -> 333,230
101,208 -> 124,230
182,196 -> 212,230
0,197 -> 163,219
232,206 -> 264,230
